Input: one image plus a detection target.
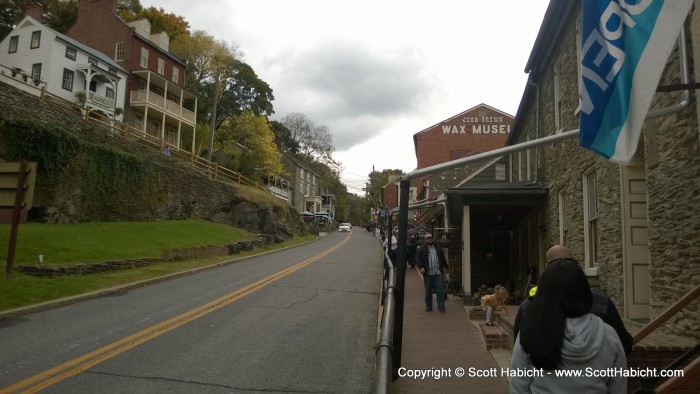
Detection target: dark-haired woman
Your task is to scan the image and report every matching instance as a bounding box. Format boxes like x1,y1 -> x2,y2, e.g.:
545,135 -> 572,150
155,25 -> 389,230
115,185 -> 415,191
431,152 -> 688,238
509,258 -> 626,393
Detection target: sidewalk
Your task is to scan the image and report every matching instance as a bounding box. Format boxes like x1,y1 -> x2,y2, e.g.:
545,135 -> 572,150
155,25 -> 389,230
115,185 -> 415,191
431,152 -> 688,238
391,268 -> 510,393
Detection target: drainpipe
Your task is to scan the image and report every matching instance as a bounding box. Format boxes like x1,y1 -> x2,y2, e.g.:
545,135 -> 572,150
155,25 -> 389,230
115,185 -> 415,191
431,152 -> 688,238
647,28 -> 691,119
528,77 -> 540,184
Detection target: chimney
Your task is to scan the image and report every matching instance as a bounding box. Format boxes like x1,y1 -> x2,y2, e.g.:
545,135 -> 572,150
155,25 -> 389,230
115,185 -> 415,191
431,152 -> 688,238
23,2 -> 44,23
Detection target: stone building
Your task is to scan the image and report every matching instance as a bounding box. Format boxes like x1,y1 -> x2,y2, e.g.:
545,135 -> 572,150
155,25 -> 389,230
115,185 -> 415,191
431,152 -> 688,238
504,0 -> 700,340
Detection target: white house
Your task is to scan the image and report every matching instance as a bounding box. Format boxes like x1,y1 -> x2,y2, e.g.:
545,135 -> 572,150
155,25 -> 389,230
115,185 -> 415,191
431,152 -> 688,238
0,15 -> 128,119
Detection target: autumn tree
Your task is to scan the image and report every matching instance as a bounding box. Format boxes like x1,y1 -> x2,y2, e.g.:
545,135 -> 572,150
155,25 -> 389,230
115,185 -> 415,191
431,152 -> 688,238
216,111 -> 284,182
119,4 -> 189,41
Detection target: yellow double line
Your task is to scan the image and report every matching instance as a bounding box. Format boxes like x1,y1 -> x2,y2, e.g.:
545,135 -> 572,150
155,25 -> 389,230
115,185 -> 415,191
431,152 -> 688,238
2,233 -> 351,393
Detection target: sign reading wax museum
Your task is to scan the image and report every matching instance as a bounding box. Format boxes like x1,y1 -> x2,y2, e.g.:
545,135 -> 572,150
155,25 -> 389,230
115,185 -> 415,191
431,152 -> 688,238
441,115 -> 511,135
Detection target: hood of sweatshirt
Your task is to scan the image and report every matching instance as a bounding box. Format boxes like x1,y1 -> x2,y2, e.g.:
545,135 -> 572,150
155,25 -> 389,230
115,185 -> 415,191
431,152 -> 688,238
560,313 -> 606,363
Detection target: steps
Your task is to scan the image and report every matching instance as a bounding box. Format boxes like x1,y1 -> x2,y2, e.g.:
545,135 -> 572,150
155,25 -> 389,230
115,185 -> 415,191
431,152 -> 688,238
468,305 -> 519,350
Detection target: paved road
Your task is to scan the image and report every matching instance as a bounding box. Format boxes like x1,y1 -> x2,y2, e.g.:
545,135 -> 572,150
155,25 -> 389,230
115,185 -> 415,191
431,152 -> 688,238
0,230 -> 384,393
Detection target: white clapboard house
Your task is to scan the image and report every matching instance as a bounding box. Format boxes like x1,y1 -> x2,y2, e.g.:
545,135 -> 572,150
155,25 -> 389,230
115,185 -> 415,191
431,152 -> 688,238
0,15 -> 127,119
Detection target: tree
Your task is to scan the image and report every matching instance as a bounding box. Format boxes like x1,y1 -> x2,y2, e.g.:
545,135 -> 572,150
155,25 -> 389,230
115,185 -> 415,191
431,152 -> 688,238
216,111 -> 284,181
117,0 -> 143,19
170,31 -> 237,160
120,5 -> 189,41
280,112 -> 339,173
269,120 -> 299,153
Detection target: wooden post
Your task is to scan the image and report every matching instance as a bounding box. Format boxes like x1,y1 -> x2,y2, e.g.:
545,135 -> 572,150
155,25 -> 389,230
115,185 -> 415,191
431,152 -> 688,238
5,160 -> 29,278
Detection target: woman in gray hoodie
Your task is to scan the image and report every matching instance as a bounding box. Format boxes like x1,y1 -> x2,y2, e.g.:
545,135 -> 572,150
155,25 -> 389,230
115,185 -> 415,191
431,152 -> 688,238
509,258 -> 627,393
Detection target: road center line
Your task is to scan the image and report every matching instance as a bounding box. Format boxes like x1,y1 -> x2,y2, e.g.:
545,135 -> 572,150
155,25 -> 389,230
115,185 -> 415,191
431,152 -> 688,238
1,233 -> 351,393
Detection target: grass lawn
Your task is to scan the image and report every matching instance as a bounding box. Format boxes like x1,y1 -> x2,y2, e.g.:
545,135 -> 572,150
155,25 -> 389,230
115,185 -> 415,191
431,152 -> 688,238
0,220 -> 315,312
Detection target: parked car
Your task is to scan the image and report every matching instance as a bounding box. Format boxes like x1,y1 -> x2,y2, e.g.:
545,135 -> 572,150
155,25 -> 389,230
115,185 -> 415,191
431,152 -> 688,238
338,223 -> 352,232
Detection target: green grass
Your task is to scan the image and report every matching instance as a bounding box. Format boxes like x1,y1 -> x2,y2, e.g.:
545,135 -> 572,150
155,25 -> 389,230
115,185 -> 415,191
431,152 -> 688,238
0,220 -> 317,311
0,220 -> 254,266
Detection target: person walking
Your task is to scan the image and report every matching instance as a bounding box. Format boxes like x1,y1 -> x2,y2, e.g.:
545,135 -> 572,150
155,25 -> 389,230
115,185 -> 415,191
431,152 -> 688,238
383,227 -> 398,264
406,226 -> 418,269
416,233 -> 449,312
510,258 -> 627,393
513,245 -> 633,355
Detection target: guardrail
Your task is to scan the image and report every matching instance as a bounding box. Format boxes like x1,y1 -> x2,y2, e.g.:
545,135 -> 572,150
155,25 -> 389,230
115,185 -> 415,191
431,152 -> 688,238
374,250 -> 395,394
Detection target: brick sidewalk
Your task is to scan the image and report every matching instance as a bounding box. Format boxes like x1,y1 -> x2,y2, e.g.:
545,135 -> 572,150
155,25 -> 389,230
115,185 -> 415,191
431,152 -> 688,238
391,269 -> 509,393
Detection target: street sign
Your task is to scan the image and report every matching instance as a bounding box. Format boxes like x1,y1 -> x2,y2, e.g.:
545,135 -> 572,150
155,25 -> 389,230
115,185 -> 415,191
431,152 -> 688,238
1,160 -> 37,278
0,161 -> 37,212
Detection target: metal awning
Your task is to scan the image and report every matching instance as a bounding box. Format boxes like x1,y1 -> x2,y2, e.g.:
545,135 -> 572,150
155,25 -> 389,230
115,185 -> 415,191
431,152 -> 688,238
444,181 -> 547,225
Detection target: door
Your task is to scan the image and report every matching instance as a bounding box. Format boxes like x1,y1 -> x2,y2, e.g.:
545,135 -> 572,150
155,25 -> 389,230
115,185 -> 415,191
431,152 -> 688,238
621,164 -> 650,319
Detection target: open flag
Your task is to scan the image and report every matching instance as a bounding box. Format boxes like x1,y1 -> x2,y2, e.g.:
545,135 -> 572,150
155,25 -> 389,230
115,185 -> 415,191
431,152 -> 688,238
579,0 -> 693,164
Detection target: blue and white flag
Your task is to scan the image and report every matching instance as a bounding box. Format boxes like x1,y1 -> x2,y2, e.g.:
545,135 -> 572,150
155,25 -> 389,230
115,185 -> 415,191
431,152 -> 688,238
579,0 -> 693,164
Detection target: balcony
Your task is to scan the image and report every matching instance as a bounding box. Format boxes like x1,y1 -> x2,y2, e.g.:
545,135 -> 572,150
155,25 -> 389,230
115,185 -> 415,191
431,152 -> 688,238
130,89 -> 195,125
88,91 -> 114,109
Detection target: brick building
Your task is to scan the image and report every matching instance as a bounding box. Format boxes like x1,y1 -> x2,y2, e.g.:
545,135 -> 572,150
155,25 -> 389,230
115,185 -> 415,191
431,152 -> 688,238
65,0 -> 197,149
412,103 -> 512,201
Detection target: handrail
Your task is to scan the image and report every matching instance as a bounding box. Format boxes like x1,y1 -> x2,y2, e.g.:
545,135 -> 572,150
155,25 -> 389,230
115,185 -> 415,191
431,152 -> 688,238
631,284 -> 700,394
655,354 -> 700,394
633,283 -> 700,344
374,249 -> 395,394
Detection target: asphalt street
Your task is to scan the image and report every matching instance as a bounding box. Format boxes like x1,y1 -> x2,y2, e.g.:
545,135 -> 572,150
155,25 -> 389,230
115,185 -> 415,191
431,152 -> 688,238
0,230 -> 384,393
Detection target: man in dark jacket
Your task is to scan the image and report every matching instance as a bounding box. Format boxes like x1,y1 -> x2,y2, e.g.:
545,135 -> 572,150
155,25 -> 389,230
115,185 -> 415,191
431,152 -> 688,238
416,233 -> 449,312
513,245 -> 633,355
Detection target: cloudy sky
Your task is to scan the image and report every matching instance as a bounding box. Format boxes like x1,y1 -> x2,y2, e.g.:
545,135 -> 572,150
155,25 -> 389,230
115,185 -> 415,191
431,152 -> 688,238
142,0 -> 552,194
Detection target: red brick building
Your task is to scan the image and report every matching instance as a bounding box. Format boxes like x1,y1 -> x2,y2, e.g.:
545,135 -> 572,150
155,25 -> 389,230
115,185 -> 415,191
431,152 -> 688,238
65,0 -> 197,149
412,103 -> 513,200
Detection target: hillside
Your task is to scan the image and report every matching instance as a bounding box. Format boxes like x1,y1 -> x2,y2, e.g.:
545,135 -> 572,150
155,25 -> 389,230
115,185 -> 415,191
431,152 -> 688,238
0,82 -> 304,240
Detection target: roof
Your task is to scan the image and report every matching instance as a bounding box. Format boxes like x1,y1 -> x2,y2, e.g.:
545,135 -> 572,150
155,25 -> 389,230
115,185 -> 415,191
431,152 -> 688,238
444,181 -> 547,225
509,1 -> 580,144
412,103 -> 514,147
17,16 -> 128,75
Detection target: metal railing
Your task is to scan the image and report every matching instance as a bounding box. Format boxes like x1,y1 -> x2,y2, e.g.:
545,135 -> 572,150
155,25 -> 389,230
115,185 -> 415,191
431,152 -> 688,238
374,250 -> 395,394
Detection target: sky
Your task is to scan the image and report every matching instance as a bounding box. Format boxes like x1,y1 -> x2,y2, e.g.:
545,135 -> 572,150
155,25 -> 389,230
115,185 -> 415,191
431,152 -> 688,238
141,0 -> 552,194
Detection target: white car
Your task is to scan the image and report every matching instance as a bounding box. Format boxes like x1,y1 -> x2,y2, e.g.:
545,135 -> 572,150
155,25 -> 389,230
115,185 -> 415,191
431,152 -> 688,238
338,223 -> 352,232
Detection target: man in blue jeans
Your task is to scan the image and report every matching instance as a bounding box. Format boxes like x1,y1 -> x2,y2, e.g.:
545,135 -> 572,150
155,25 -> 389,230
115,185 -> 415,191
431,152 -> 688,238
416,233 -> 449,312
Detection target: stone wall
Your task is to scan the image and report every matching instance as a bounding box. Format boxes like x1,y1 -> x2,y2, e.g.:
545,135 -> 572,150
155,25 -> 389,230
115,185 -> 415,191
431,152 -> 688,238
0,82 -> 305,241
509,6 -> 699,340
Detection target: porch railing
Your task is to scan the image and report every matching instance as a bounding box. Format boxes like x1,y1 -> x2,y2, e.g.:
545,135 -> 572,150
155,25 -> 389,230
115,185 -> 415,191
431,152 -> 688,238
129,90 -> 195,124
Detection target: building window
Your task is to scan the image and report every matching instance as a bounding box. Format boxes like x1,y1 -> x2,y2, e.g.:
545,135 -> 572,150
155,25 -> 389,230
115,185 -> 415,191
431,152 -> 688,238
88,57 -> 98,67
583,168 -> 598,267
558,190 -> 569,245
140,47 -> 149,68
172,67 -> 179,83
31,63 -> 41,82
157,58 -> 165,74
65,46 -> 77,60
61,68 -> 74,91
105,87 -> 114,100
8,36 -> 18,53
115,42 -> 125,61
134,113 -> 144,131
30,31 -> 41,49
495,164 -> 506,181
